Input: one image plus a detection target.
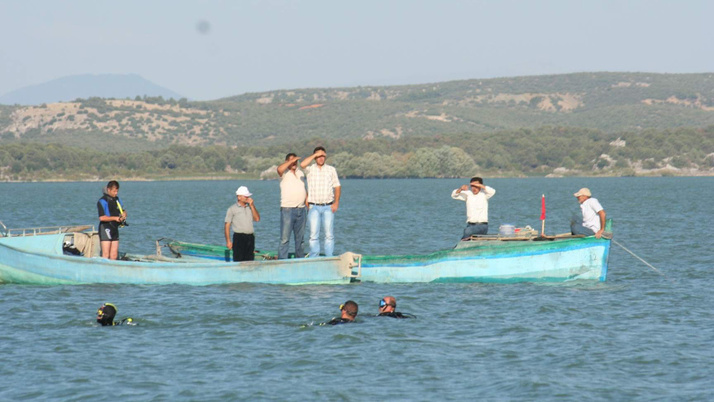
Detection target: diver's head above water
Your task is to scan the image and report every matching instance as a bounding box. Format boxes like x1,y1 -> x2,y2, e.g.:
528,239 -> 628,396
340,300 -> 359,322
96,303 -> 117,326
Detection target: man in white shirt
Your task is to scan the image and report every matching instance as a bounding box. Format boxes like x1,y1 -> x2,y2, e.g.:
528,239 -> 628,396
571,188 -> 606,238
300,146 -> 341,257
276,153 -> 307,259
451,177 -> 496,239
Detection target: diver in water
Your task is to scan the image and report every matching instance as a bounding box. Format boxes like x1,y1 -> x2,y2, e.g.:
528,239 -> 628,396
321,300 -> 358,325
377,296 -> 416,319
96,303 -> 135,326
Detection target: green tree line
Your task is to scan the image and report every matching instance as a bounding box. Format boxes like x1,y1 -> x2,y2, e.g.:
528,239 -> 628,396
1,126 -> 713,181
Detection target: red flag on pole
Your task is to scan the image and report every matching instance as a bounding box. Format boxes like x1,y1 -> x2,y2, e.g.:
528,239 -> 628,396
540,194 -> 546,220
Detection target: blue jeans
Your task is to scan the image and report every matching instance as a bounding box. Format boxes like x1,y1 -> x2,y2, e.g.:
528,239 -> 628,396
308,205 -> 334,257
570,221 -> 596,236
462,223 -> 488,239
279,207 -> 307,259
570,213 -> 596,236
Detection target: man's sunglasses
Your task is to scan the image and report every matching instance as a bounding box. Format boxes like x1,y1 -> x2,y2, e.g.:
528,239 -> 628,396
379,299 -> 396,308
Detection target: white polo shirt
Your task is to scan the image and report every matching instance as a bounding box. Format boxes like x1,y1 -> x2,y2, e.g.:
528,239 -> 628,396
581,197 -> 604,232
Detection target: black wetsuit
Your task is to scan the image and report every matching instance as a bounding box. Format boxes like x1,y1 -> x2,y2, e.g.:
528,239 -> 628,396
99,318 -> 134,326
325,317 -> 354,325
97,193 -> 124,241
377,312 -> 416,319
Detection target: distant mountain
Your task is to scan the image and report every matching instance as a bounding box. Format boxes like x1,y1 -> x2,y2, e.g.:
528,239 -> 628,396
0,74 -> 183,106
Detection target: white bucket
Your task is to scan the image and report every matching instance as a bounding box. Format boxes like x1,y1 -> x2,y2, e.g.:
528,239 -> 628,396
499,224 -> 515,236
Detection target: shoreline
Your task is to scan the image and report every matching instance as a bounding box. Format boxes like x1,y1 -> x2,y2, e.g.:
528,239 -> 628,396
2,170 -> 714,183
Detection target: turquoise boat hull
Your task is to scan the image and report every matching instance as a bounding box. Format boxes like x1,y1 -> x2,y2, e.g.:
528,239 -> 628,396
357,236 -> 610,283
0,231 -> 357,286
0,225 -> 610,285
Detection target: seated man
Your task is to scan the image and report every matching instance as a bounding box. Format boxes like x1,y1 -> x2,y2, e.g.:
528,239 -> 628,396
377,296 -> 416,319
571,188 -> 607,239
323,300 -> 359,325
96,303 -> 135,326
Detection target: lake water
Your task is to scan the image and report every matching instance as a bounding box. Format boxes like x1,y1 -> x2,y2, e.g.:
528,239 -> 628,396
1,177 -> 713,400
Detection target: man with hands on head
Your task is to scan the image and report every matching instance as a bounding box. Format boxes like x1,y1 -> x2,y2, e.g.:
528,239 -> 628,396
277,153 -> 308,259
300,146 -> 341,257
225,186 -> 260,262
451,176 -> 496,239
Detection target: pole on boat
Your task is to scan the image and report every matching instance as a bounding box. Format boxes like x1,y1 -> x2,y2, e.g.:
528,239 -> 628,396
540,194 -> 546,236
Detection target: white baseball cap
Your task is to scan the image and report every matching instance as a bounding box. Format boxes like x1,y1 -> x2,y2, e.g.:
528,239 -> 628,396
236,186 -> 252,197
573,188 -> 591,197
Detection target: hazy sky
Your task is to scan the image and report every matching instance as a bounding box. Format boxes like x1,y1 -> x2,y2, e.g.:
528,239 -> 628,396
1,0 -> 711,101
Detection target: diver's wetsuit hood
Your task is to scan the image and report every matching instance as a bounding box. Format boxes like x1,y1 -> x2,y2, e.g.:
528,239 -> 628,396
97,303 -> 117,326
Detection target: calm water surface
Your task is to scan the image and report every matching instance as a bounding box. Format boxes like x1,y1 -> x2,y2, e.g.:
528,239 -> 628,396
1,177 -> 713,400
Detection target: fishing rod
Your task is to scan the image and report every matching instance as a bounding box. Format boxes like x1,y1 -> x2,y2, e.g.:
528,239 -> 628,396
116,200 -> 129,227
612,239 -> 670,280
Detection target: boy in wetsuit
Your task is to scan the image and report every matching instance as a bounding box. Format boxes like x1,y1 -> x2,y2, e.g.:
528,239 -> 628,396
97,180 -> 127,260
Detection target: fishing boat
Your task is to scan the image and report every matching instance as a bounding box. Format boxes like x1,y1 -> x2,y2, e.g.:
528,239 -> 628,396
359,233 -> 611,283
163,224 -> 613,283
0,224 -> 360,285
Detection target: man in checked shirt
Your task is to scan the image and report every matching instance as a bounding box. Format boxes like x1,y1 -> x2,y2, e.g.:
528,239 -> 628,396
300,146 -> 342,257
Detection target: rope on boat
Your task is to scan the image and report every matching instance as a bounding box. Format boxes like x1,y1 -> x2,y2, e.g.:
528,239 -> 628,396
612,239 -> 668,278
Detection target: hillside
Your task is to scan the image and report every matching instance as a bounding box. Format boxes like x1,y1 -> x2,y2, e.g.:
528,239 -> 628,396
0,74 -> 183,106
2,72 -> 714,180
1,72 -> 714,149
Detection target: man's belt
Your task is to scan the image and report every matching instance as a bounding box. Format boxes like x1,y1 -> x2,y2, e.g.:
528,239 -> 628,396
309,202 -> 333,206
468,222 -> 488,225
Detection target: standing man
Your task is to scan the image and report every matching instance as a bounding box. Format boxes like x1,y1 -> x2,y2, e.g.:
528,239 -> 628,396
451,177 -> 496,239
571,188 -> 606,239
277,153 -> 307,259
300,146 -> 341,257
97,180 -> 127,260
224,186 -> 260,262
